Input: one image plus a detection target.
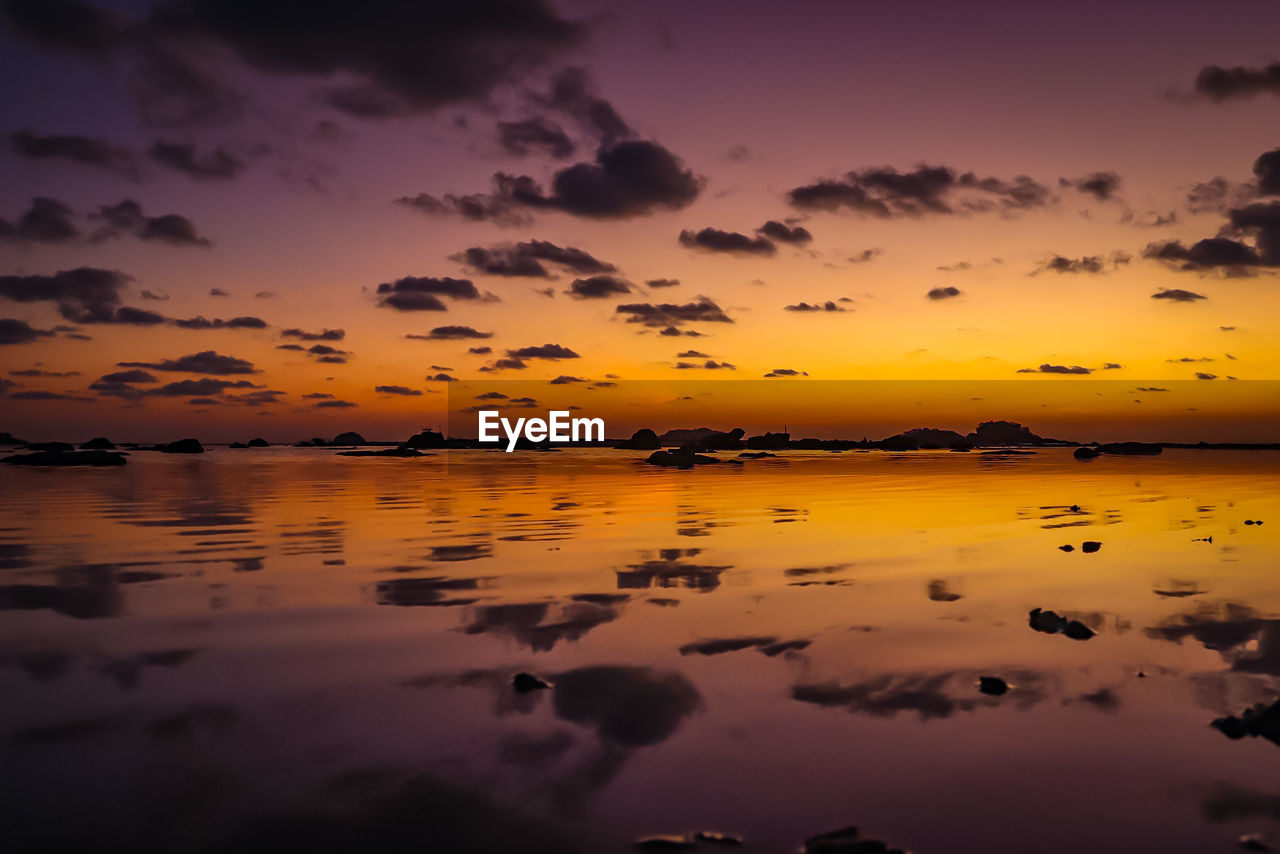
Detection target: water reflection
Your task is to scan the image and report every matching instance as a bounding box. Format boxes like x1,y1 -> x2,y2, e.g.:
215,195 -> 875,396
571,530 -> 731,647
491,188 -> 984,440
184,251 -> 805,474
1,448 -> 1279,852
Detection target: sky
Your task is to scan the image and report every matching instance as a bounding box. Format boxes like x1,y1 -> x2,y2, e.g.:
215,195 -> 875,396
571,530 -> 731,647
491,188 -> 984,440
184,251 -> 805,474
1,0 -> 1279,442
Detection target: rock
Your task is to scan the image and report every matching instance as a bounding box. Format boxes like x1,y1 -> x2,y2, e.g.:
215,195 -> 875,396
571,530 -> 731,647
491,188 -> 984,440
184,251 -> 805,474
1063,620 -> 1096,640
617,428 -> 661,450
738,451 -> 777,459
1239,833 -> 1272,851
79,437 -> 115,450
682,427 -> 745,451
512,672 -> 550,693
1245,519 -> 1256,525
1030,607 -> 1095,641
1212,698 -> 1280,746
229,442 -> 249,449
967,420 -> 1045,446
746,431 -> 790,450
247,437 -> 269,447
402,429 -> 446,449
1059,544 -> 1075,552
293,440 -> 313,447
635,836 -> 697,850
890,427 -> 968,448
336,447 -> 425,457
331,431 -> 366,446
1074,446 -> 1101,460
645,449 -> 722,469
693,831 -> 744,845
979,676 -> 1009,696
1099,441 -> 1163,456
0,431 -> 25,444
2,450 -> 127,466
157,438 -> 204,454
804,825 -> 907,854
1081,541 -> 1102,553
21,441 -> 75,452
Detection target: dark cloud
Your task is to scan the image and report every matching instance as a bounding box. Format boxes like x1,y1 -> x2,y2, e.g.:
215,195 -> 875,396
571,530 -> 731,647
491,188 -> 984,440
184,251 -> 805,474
88,199 -> 211,247
1142,235 -> 1264,275
566,274 -> 631,299
1151,288 -> 1207,302
785,301 -> 846,312
497,117 -> 575,159
9,130 -> 138,177
1194,62 -> 1280,101
1031,255 -> 1106,275
1018,363 -> 1092,375
646,278 -> 680,288
316,399 -> 357,408
674,359 -> 734,370
535,66 -> 633,147
678,227 -> 775,255
1196,372 -> 1217,380
375,385 -> 421,396
469,345 -> 493,354
1255,148 -> 1280,196
281,327 -> 344,341
756,220 -> 813,245
1060,171 -> 1121,202
9,368 -> 78,377
848,248 -> 882,263
764,368 -> 807,377
375,276 -> 482,311
616,297 -> 733,327
0,318 -> 56,345
0,267 -> 149,327
507,343 -> 579,359
926,286 -> 962,300
455,240 -> 616,277
147,139 -> 244,180
171,315 -> 266,329
0,197 -> 79,244
149,378 -> 260,397
479,358 -> 525,372
147,0 -> 585,117
8,390 -> 88,401
118,350 -> 256,375
406,325 -> 493,341
788,164 -> 1052,217
394,191 -> 530,228
1,0 -> 125,55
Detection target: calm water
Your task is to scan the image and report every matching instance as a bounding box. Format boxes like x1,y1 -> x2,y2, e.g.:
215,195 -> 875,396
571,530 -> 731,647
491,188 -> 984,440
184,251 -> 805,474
2,448 -> 1279,853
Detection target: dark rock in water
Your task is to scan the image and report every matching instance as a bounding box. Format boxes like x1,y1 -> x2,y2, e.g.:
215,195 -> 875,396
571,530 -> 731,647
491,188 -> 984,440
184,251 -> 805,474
229,442 -> 249,449
1081,541 -> 1102,553
310,437 -> 328,446
331,431 -> 366,446
22,441 -> 75,452
635,836 -> 697,850
693,831 -> 744,845
891,427 -> 968,449
1099,441 -> 1162,456
645,449 -> 722,469
618,428 -> 661,450
403,429 -> 445,449
1239,833 -> 1271,851
512,672 -> 550,693
967,420 -> 1045,446
979,676 -> 1009,696
293,440 -> 313,447
1063,620 -> 1096,640
248,437 -> 269,447
158,438 -> 203,454
683,427 -> 745,451
0,431 -> 25,445
336,447 -> 425,457
738,451 -> 777,459
746,431 -> 790,450
1212,698 -> 1280,746
2,450 -> 127,466
804,825 -> 907,854
80,437 -> 115,450
1074,446 -> 1101,460
927,579 -> 962,602
1059,544 -> 1075,552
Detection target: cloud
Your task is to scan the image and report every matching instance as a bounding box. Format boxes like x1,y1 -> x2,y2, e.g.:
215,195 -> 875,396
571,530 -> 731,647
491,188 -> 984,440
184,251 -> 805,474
9,130 -> 138,177
118,350 -> 257,375
375,385 -> 421,396
926,286 -> 962,300
616,297 -> 733,327
0,197 -> 79,244
788,163 -> 1052,217
1030,255 -> 1106,274
848,248 -> 882,264
566,274 -> 631,299
375,276 -> 482,311
469,346 -> 492,354
454,240 -> 616,277
764,368 -> 807,377
497,117 -> 574,159
406,325 -> 493,341
148,378 -> 260,397
785,301 -> 846,312
674,360 -> 734,370
0,267 -> 153,326
1255,148 -> 1280,196
171,315 -> 266,329
678,227 -> 776,255
315,399 -> 357,408
534,66 -> 633,147
1,0 -> 125,54
427,372 -> 459,381
507,343 -> 579,359
0,318 -> 56,345
418,140 -> 702,223
147,139 -> 244,180
646,278 -> 680,288
1151,288 -> 1207,302
676,350 -> 708,358
88,199 -> 211,247
1060,171 -> 1121,201
280,327 -> 344,342
756,220 -> 813,245
1193,62 -> 1280,101
548,374 -> 584,384
1018,363 -> 1092,374
1196,372 -> 1217,380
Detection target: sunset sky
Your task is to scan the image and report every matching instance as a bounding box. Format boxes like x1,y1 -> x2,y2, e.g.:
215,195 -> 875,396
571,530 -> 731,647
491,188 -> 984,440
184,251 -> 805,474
1,0 -> 1279,441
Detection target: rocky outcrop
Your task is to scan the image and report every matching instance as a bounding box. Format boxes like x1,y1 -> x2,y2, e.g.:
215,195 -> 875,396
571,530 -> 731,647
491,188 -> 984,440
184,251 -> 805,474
248,437 -> 269,447
80,437 -> 116,450
336,447 -> 426,457
1099,441 -> 1162,456
1074,446 -> 1101,459
966,420 -> 1045,445
616,428 -> 661,450
402,429 -> 446,449
331,431 -> 366,446
645,449 -> 725,468
155,438 -> 204,454
746,431 -> 790,450
0,431 -> 24,445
